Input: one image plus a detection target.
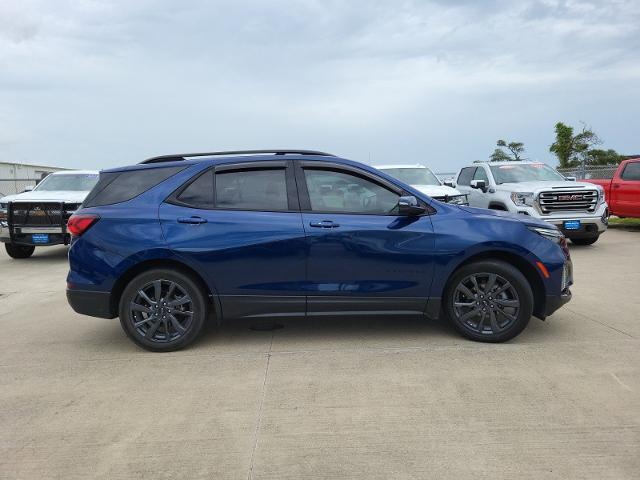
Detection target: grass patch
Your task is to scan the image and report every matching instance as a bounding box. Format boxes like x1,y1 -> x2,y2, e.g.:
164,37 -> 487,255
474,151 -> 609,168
609,216 -> 640,226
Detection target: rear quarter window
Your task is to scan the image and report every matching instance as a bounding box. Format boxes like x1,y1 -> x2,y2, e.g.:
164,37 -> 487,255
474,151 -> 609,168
83,166 -> 184,207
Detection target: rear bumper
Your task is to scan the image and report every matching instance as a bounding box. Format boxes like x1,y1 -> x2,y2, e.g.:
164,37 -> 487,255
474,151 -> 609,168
544,289 -> 572,317
66,289 -> 116,319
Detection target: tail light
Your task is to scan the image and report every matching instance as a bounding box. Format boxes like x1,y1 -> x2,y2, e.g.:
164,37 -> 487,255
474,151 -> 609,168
67,214 -> 99,237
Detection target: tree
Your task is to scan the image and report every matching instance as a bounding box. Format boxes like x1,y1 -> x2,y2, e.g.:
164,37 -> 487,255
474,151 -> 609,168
489,139 -> 526,162
549,122 -> 603,168
585,149 -> 623,166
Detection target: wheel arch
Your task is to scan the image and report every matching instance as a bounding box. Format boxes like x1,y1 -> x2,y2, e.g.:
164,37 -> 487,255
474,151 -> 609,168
110,258 -> 221,320
488,202 -> 509,211
443,250 -> 546,320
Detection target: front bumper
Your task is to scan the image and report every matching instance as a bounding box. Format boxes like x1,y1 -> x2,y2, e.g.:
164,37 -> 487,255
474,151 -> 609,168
516,203 -> 609,238
545,289 -> 572,317
67,289 -> 116,319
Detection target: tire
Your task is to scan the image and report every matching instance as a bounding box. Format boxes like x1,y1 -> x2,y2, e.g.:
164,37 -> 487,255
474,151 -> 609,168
443,260 -> 533,343
570,235 -> 599,246
5,243 -> 35,259
119,268 -> 208,352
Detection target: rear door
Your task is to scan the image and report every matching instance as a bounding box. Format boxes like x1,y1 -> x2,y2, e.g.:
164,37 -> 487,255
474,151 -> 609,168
159,161 -> 307,319
295,161 -> 436,316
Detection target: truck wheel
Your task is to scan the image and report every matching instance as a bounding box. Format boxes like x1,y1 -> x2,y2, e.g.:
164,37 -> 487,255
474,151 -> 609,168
570,235 -> 599,246
444,260 -> 533,343
5,243 -> 35,259
118,268 -> 208,352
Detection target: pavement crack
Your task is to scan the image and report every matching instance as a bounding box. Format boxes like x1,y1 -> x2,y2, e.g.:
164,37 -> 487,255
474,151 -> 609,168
566,307 -> 635,339
247,333 -> 274,480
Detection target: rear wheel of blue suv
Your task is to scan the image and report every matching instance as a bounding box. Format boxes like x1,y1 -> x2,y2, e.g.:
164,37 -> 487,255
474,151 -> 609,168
66,150 -> 573,351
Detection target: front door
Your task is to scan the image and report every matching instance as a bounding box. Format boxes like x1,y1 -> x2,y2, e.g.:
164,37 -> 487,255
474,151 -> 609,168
295,162 -> 437,316
613,162 -> 640,217
159,162 -> 307,319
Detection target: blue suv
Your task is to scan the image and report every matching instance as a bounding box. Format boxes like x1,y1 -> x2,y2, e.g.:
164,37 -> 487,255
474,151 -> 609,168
66,150 -> 572,351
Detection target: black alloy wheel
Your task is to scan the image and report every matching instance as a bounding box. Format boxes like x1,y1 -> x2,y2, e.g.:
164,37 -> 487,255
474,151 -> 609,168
445,260 -> 533,342
119,268 -> 208,351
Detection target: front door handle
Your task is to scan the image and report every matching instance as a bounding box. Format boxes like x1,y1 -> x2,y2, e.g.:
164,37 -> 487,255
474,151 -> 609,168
177,216 -> 208,224
309,220 -> 340,228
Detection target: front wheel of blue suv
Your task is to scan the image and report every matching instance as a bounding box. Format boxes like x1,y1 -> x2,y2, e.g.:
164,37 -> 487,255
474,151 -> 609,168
444,260 -> 534,343
118,268 -> 209,352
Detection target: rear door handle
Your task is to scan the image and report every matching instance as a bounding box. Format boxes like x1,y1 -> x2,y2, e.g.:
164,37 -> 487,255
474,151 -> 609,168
309,220 -> 340,228
177,216 -> 208,224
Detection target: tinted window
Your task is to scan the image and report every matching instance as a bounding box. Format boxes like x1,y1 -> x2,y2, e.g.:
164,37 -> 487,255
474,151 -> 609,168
304,169 -> 399,214
457,167 -> 476,186
83,167 -> 184,207
473,167 -> 489,183
215,168 -> 288,210
176,169 -> 214,208
621,162 -> 640,181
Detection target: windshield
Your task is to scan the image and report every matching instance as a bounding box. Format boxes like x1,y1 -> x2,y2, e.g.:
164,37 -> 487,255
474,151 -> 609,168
380,168 -> 441,186
490,164 -> 565,184
34,174 -> 99,192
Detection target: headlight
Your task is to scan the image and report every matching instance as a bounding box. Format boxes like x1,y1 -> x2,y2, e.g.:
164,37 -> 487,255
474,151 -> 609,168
596,186 -> 605,204
0,203 -> 7,221
447,194 -> 468,205
529,226 -> 564,244
511,192 -> 535,206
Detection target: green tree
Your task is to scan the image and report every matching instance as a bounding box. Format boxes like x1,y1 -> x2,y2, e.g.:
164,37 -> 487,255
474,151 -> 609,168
549,122 -> 603,168
585,149 -> 622,165
489,139 -> 526,162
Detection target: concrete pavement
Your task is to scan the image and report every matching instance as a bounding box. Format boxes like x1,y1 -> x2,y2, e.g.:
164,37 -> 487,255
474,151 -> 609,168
0,228 -> 638,479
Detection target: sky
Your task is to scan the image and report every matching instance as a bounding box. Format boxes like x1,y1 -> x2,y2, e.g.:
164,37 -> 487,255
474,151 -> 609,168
1,0 -> 639,173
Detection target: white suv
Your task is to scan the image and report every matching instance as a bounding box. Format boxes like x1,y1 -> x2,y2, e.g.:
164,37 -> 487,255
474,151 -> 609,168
453,161 -> 608,245
375,164 -> 468,205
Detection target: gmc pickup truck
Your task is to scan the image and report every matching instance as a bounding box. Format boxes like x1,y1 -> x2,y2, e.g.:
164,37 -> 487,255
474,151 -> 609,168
454,161 -> 609,245
0,170 -> 99,258
583,158 -> 640,219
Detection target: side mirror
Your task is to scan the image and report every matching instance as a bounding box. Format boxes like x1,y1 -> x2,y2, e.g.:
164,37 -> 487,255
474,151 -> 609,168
565,176 -> 576,182
443,180 -> 455,187
398,195 -> 426,216
23,185 -> 35,192
470,179 -> 487,192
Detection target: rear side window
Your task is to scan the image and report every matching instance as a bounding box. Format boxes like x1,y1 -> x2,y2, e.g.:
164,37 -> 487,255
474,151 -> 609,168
83,166 -> 184,207
215,168 -> 288,211
176,169 -> 214,208
621,162 -> 640,181
457,167 -> 476,186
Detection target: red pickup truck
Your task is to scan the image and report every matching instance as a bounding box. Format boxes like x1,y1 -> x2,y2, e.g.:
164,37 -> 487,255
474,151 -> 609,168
585,158 -> 640,218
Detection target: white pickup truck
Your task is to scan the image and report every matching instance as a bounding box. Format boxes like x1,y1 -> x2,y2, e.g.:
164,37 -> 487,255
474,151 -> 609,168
453,161 -> 608,245
375,164 -> 469,205
0,170 -> 99,258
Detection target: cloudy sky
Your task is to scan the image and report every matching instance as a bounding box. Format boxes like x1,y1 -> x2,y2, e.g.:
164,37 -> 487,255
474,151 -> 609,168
1,0 -> 639,172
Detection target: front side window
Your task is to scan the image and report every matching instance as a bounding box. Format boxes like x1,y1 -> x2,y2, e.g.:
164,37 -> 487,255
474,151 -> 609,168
489,164 -> 565,184
621,162 -> 640,181
473,167 -> 489,183
457,167 -> 476,186
304,169 -> 399,214
215,168 -> 288,211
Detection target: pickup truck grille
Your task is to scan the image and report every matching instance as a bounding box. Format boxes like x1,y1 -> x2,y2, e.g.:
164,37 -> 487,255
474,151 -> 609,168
9,202 -> 64,226
538,190 -> 598,214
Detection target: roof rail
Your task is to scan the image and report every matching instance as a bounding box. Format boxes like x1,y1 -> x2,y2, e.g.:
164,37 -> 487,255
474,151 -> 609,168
140,149 -> 336,164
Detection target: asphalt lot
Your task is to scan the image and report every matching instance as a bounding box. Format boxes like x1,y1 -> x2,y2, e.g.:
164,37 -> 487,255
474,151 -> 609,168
1,228 -> 639,479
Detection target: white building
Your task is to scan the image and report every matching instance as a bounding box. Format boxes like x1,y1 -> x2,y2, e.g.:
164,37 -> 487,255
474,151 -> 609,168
0,161 -> 69,196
